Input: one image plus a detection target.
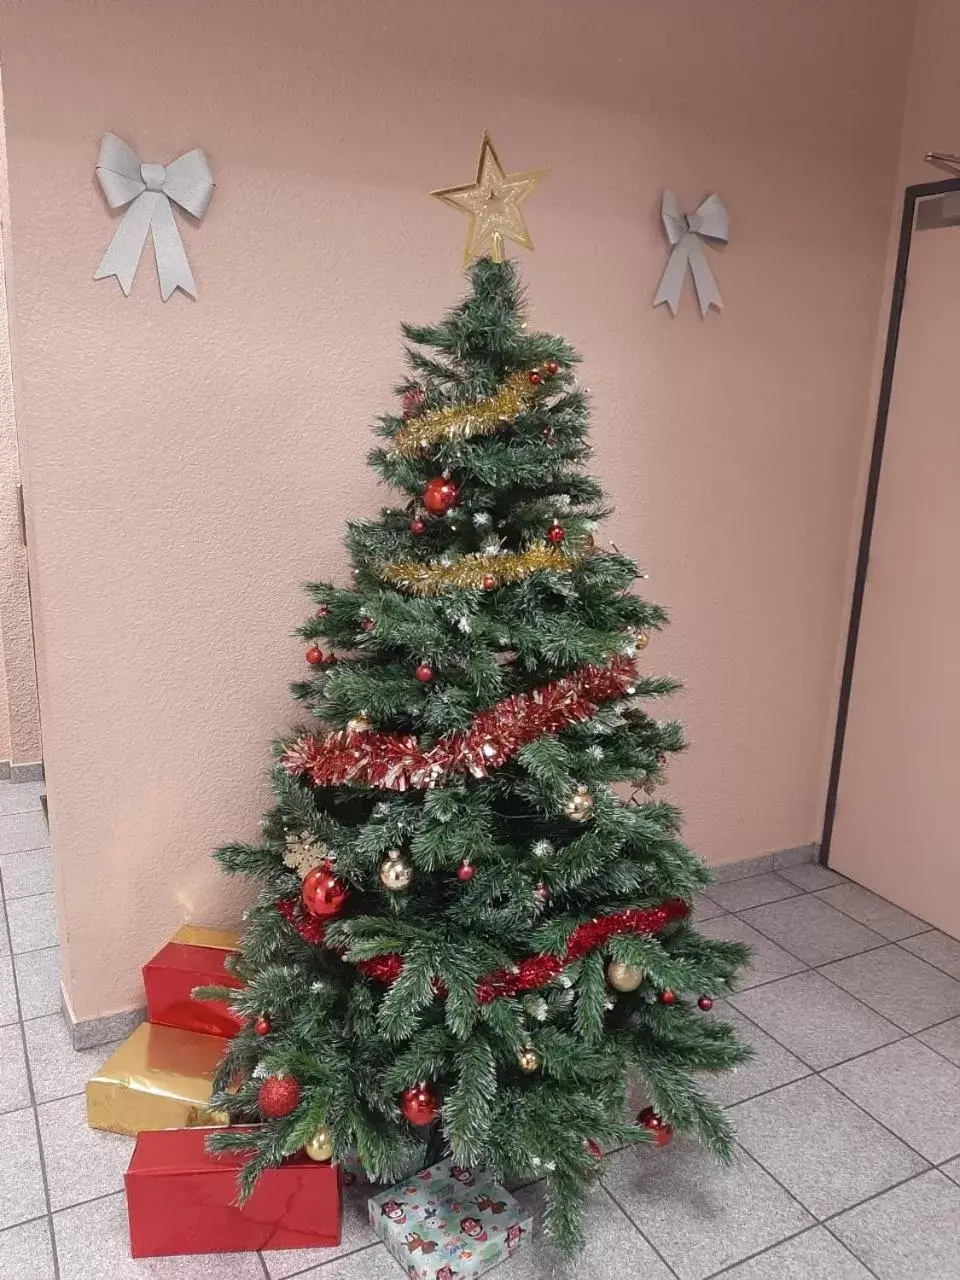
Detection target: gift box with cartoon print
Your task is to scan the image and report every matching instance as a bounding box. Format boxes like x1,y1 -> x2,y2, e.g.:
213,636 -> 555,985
368,1160 -> 533,1279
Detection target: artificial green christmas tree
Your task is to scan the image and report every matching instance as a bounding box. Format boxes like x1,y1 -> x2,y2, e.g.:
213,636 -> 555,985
207,258 -> 749,1255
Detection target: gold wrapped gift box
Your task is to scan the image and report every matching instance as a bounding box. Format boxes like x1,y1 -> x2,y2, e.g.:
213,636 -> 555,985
86,1022 -> 229,1137
172,924 -> 241,951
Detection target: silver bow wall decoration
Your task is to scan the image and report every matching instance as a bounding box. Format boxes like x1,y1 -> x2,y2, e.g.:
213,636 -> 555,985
94,133 -> 214,301
653,190 -> 729,317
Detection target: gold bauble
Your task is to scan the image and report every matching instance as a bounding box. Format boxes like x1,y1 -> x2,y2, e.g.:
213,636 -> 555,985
635,630 -> 650,650
304,1125 -> 334,1163
563,785 -> 594,823
606,961 -> 645,992
347,712 -> 372,734
379,850 -> 414,891
517,1045 -> 540,1073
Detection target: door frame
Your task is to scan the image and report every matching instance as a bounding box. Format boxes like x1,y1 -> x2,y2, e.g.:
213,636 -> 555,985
820,176 -> 960,865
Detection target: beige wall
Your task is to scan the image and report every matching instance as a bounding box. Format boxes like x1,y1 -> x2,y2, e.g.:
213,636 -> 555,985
0,0 -> 914,1022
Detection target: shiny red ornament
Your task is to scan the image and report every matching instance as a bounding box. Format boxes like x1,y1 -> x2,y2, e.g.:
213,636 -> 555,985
534,881 -> 550,905
315,605 -> 330,618
410,517 -> 426,535
415,663 -> 434,683
586,1139 -> 603,1160
422,476 -> 459,515
659,989 -> 677,1005
301,862 -> 350,919
400,1082 -> 440,1126
401,385 -> 426,419
259,1074 -> 301,1119
545,360 -> 560,376
360,617 -> 375,631
482,575 -> 497,591
697,996 -> 714,1011
547,522 -> 566,545
456,861 -> 475,882
637,1107 -> 673,1147
305,645 -> 325,666
253,1015 -> 271,1037
528,370 -> 542,386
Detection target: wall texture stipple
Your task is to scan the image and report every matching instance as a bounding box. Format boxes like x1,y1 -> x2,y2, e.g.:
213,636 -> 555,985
0,0 -> 916,1022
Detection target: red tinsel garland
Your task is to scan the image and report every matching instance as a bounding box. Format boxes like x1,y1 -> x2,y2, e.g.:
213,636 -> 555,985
276,896 -> 689,1003
281,655 -> 638,792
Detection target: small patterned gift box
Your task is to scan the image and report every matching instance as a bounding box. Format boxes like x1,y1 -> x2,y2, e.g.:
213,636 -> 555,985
369,1160 -> 533,1279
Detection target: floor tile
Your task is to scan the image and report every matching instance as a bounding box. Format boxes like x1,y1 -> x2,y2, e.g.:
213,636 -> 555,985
262,1172 -> 379,1276
777,862 -> 847,891
54,1190 -> 267,1278
0,1024 -> 30,1114
730,970 -> 902,1069
0,812 -> 48,855
601,1141 -> 813,1280
714,1226 -> 874,1279
0,1216 -> 56,1280
740,896 -> 884,966
730,1076 -> 927,1219
705,874 -> 803,913
0,959 -> 17,1026
6,895 -> 58,954
820,945 -> 960,1033
698,915 -> 806,990
815,883 -> 930,941
702,1003 -> 810,1107
831,1170 -> 960,1280
824,1038 -> 960,1163
713,855 -> 775,883
301,1245 -> 403,1278
38,1094 -> 134,1210
0,782 -> 43,817
0,850 -> 53,901
0,1108 -> 45,1229
692,892 -> 726,923
919,1016 -> 960,1067
23,1015 -> 120,1104
901,930 -> 960,980
943,1157 -> 960,1187
13,948 -> 60,1020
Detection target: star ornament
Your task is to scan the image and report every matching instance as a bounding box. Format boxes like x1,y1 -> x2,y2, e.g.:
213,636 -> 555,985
431,133 -> 549,266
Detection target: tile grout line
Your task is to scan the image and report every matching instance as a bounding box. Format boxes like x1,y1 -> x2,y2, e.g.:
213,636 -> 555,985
598,1179 -> 683,1279
0,864 -> 60,1278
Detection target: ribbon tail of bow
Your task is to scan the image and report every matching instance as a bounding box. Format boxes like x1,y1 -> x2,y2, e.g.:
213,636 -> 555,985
687,239 -> 723,316
94,192 -> 157,296
653,236 -> 693,316
148,194 -> 198,301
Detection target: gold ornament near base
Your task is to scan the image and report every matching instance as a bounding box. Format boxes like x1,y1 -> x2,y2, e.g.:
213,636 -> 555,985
304,1125 -> 334,1162
517,1045 -> 540,1073
380,849 -> 414,891
635,630 -> 650,650
563,785 -> 594,823
606,961 -> 644,992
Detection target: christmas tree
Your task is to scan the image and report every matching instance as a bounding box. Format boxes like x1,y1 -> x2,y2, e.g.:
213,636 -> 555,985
207,257 -> 749,1255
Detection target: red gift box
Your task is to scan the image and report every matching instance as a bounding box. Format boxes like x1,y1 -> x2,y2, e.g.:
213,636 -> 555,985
125,1127 -> 342,1257
143,933 -> 244,1037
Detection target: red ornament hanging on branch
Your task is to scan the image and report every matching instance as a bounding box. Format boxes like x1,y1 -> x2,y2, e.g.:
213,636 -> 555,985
422,475 -> 460,515
301,862 -> 350,918
637,1107 -> 674,1147
258,1074 -> 301,1119
547,520 -> 566,545
400,1082 -> 441,1126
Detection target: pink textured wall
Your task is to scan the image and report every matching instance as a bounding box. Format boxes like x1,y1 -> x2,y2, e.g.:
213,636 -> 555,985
0,0 -> 913,1021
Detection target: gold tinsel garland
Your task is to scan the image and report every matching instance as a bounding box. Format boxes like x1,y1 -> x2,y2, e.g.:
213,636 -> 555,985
376,544 -> 588,596
389,371 -> 537,457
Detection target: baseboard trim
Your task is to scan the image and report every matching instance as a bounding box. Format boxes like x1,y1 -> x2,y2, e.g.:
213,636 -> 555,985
711,843 -> 819,884
62,989 -> 144,1050
11,762 -> 44,783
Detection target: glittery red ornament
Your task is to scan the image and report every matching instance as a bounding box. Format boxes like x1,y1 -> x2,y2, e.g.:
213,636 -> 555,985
637,1107 -> 673,1147
528,371 -> 542,386
545,360 -> 560,376
400,1082 -> 440,1126
305,645 -> 325,666
259,1074 -> 301,1119
482,575 -> 497,591
254,1015 -> 271,1037
659,989 -> 677,1005
547,522 -> 566,545
410,517 -> 426,535
301,862 -> 350,919
456,861 -> 475,882
401,386 -> 426,419
697,996 -> 714,1011
422,476 -> 459,515
415,663 -> 434,683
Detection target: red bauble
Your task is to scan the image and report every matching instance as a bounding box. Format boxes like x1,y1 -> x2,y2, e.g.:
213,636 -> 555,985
259,1074 -> 301,1119
547,522 -> 566,545
456,861 -> 475,882
545,360 -> 560,376
301,862 -> 350,918
253,1015 -> 271,1037
482,575 -> 497,591
528,370 -> 543,386
400,1082 -> 441,1126
410,517 -> 426,535
305,645 -> 325,666
697,996 -> 714,1011
422,476 -> 459,515
401,386 -> 426,419
637,1107 -> 674,1147
415,663 -> 434,683
586,1139 -> 603,1160
659,989 -> 677,1005
534,881 -> 550,905
541,427 -> 557,443
360,617 -> 375,632
315,605 -> 330,618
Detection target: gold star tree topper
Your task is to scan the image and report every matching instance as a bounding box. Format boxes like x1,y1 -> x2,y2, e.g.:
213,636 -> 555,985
431,133 -> 549,266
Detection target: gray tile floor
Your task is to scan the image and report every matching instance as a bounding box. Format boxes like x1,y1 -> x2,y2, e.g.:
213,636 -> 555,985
2,804 -> 960,1278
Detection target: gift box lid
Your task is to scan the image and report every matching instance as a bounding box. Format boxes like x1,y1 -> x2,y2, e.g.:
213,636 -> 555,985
129,1126 -> 304,1175
172,924 -> 241,951
145,941 -> 243,986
